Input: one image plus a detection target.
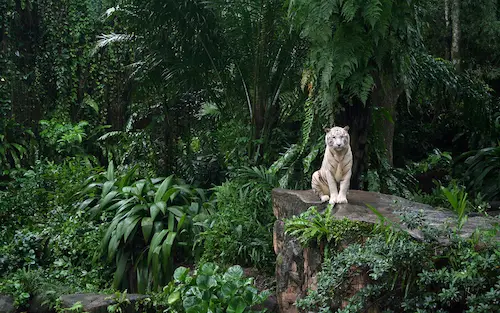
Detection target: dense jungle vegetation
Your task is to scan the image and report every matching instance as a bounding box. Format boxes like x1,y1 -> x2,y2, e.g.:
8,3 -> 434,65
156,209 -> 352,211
1,0 -> 499,312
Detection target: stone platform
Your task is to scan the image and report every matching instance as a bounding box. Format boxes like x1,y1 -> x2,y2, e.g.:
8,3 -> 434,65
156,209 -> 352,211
272,188 -> 499,313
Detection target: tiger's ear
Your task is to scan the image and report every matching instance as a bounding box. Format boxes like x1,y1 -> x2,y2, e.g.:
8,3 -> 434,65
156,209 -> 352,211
343,126 -> 350,132
324,127 -> 331,133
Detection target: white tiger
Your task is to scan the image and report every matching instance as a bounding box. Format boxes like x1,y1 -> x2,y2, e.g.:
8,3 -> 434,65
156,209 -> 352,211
311,126 -> 352,204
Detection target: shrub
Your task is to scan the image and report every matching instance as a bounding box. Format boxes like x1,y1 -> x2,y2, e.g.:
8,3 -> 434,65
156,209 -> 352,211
154,263 -> 271,313
285,205 -> 372,247
0,118 -> 35,177
0,158 -> 111,309
296,211 -> 500,313
455,144 -> 500,201
0,157 -> 99,241
77,163 -> 207,292
198,167 -> 276,271
39,118 -> 90,158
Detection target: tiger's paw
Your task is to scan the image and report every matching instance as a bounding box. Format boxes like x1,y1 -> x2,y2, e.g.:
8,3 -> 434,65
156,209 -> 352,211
320,195 -> 330,203
336,194 -> 348,204
328,195 -> 337,205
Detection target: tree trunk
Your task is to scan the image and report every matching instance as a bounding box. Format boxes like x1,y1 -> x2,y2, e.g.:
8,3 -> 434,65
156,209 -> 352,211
337,100 -> 372,190
451,0 -> 461,71
444,0 -> 451,60
250,10 -> 269,163
371,73 -> 403,167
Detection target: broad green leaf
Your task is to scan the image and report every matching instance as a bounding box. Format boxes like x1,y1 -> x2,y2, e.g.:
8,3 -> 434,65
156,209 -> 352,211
173,267 -> 189,283
161,232 -> 177,275
78,198 -> 94,211
167,291 -> 181,305
243,286 -> 258,303
224,265 -> 244,281
155,175 -> 174,203
150,203 -> 161,221
168,206 -> 186,218
141,217 -> 153,242
168,212 -> 175,231
154,221 -> 164,234
134,182 -> 146,196
200,263 -> 217,276
106,162 -> 115,181
161,187 -> 178,203
188,202 -> 199,215
187,286 -> 203,299
152,247 -> 161,285
136,260 -> 149,294
113,251 -> 129,289
99,190 -> 119,210
11,143 -> 25,153
147,229 -> 169,265
112,198 -> 136,214
123,215 -> 141,242
196,274 -> 217,290
177,214 -> 187,230
156,201 -> 167,214
227,296 -> 246,313
183,295 -> 199,310
174,184 -> 192,195
126,204 -> 148,217
77,182 -> 102,196
118,165 -> 138,188
122,186 -> 133,194
108,230 -> 121,260
220,281 -> 238,298
101,218 -> 121,253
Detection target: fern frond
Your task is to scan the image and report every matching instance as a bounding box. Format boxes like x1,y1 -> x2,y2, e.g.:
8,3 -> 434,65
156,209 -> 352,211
98,131 -> 124,141
269,144 -> 300,174
303,138 -> 324,173
363,0 -> 383,29
92,33 -> 134,56
300,94 -> 315,154
340,0 -> 360,22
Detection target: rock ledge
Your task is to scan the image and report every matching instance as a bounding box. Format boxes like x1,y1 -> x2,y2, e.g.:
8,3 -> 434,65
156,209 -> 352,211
272,188 -> 499,313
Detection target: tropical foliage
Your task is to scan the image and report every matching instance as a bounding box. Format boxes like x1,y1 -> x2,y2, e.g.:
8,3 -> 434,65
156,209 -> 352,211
154,263 -> 271,313
295,211 -> 500,313
1,0 -> 500,311
76,163 -> 207,292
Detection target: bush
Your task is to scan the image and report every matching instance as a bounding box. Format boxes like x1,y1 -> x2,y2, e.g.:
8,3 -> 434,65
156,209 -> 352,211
76,163 -> 207,292
154,263 -> 271,313
285,205 -> 372,247
198,167 -> 276,271
455,144 -> 500,201
0,118 -> 35,177
0,157 -> 109,309
0,157 -> 100,235
296,211 -> 500,313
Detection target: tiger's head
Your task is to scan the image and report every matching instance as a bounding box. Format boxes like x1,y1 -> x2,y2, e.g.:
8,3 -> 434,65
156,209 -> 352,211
325,126 -> 350,152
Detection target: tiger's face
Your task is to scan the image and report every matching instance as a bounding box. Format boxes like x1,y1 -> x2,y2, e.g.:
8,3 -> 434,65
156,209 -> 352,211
325,126 -> 350,151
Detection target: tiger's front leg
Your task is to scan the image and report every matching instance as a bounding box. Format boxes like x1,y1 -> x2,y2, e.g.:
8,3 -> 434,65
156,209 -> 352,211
326,170 -> 339,205
336,170 -> 351,204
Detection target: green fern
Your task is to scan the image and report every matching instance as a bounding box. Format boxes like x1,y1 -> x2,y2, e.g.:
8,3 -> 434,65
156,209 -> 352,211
300,93 -> 315,154
340,0 -> 360,23
363,0 -> 383,29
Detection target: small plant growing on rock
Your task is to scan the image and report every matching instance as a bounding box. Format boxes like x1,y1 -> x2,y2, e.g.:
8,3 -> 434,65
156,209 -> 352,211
284,205 -> 373,247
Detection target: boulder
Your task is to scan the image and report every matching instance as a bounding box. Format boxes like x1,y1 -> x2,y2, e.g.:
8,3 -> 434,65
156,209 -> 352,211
59,293 -> 148,313
0,295 -> 14,313
30,293 -> 149,313
272,188 -> 499,313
